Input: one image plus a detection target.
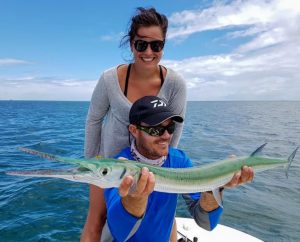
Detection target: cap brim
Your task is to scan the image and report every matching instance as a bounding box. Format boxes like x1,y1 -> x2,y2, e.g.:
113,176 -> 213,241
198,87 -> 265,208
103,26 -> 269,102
143,112 -> 183,126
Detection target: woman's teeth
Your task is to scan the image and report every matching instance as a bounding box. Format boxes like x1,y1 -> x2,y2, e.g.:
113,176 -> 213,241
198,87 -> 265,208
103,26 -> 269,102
142,57 -> 154,62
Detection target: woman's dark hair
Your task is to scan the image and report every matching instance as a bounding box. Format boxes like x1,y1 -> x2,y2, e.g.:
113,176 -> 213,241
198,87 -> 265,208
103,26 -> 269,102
120,7 -> 168,48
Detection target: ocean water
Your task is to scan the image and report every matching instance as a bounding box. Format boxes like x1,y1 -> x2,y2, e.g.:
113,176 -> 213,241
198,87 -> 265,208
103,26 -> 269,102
0,101 -> 299,242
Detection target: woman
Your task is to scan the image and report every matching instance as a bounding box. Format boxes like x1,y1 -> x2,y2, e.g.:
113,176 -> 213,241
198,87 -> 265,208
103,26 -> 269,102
81,7 -> 186,241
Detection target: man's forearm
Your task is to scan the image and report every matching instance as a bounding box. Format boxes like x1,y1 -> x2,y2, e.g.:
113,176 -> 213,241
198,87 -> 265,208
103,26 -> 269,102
199,191 -> 222,212
183,192 -> 223,231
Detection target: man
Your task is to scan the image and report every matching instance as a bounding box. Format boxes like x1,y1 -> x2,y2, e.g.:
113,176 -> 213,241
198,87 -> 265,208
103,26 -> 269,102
101,96 -> 254,242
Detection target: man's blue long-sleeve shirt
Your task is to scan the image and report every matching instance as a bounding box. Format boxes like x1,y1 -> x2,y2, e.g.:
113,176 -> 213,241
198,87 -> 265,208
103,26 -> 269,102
104,147 -> 223,242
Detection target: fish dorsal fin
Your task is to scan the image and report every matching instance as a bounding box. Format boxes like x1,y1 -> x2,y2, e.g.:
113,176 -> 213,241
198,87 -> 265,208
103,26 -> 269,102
250,143 -> 268,157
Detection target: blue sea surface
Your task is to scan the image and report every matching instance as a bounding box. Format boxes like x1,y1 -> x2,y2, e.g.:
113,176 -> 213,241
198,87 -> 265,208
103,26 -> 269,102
0,101 -> 299,242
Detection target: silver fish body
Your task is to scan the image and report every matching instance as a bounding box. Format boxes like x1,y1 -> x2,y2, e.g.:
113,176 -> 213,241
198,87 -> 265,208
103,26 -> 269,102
7,145 -> 299,194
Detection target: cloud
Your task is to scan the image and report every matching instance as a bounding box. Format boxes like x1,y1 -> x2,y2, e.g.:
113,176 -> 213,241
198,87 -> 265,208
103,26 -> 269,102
2,0 -> 299,101
163,0 -> 300,100
0,58 -> 32,66
168,0 -> 300,40
99,32 -> 124,42
0,75 -> 97,100
162,37 -> 300,100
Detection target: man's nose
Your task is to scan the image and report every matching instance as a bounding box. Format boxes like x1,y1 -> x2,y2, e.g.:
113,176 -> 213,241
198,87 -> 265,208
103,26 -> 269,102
160,129 -> 171,139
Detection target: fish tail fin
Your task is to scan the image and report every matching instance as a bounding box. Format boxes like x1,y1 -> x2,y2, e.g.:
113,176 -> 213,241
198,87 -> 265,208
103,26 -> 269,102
285,146 -> 299,178
19,147 -> 79,164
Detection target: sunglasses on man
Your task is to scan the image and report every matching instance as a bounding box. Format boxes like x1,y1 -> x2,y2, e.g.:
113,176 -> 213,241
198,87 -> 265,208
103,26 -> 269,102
136,122 -> 175,137
134,39 -> 165,52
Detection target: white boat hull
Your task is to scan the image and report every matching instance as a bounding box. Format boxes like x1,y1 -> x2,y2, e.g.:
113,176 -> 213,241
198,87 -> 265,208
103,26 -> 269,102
176,217 -> 263,242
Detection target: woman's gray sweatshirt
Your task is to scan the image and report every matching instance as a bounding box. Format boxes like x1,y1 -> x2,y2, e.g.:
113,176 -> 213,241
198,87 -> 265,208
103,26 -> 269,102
84,66 -> 187,159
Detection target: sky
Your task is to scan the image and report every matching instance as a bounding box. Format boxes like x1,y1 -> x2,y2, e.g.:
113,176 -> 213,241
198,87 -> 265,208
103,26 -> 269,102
1,0 -> 299,101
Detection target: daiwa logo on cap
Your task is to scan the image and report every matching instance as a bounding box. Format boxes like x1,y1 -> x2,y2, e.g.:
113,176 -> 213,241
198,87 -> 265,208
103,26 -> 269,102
150,99 -> 167,108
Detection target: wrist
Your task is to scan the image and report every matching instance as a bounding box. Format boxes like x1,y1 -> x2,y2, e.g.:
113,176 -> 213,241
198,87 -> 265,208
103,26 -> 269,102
200,192 -> 220,212
121,196 -> 148,218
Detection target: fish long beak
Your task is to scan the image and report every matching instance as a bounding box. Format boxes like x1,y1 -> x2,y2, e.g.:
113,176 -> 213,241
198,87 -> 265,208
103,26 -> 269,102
6,168 -> 92,183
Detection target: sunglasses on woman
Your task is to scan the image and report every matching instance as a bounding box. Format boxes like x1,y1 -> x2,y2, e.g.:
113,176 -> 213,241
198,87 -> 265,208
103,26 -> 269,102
134,39 -> 165,52
136,122 -> 175,137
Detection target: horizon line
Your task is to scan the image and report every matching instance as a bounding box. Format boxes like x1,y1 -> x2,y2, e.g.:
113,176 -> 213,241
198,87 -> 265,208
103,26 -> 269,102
1,99 -> 299,102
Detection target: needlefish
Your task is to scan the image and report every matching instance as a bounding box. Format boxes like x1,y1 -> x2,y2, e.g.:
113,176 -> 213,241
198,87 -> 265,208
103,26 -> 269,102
7,143 -> 298,207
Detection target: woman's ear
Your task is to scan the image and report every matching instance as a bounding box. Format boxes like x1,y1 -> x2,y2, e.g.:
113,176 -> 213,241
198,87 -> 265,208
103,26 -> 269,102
128,124 -> 138,138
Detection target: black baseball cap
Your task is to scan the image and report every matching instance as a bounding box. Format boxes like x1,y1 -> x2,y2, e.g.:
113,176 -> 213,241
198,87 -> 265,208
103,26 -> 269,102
129,96 -> 184,126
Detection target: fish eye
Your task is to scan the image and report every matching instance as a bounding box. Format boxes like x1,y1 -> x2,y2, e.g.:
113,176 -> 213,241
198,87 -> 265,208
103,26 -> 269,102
100,167 -> 109,176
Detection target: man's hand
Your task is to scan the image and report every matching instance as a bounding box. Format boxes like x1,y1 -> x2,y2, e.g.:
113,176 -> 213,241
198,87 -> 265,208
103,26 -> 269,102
224,165 -> 254,188
120,167 -> 155,217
